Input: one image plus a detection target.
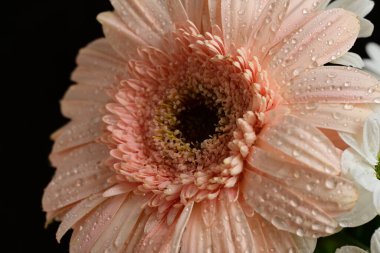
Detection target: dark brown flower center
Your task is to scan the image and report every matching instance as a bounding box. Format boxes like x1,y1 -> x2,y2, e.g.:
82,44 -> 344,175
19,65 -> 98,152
175,96 -> 220,149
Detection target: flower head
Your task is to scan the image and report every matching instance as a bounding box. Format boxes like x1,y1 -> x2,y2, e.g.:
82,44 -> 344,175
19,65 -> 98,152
341,112 -> 380,215
43,1 -> 380,252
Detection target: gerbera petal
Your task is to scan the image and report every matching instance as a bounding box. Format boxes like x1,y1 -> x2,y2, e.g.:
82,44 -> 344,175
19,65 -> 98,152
69,195 -> 126,253
248,147 -> 357,216
274,0 -> 330,43
71,39 -> 128,87
97,12 -> 148,60
56,194 -> 106,242
49,143 -> 108,169
224,195 -> 256,253
258,115 -> 341,175
247,214 -> 317,252
125,213 -> 150,253
330,52 -> 365,68
181,202 -> 213,253
269,8 -> 359,84
99,0 -> 187,60
61,85 -> 110,120
61,100 -> 106,120
52,117 -> 103,153
180,0 -> 206,31
91,193 -> 148,252
326,0 -> 374,38
341,148 -> 378,192
248,0 -> 290,58
210,198 -> 236,252
241,170 -> 339,237
219,0 -> 258,50
43,144 -> 113,212
336,182 -> 377,227
282,66 -> 380,104
289,103 -> 372,134
159,202 -> 194,253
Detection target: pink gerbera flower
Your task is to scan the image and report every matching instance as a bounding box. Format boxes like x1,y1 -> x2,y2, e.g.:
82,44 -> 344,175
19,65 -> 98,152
43,1 -> 380,252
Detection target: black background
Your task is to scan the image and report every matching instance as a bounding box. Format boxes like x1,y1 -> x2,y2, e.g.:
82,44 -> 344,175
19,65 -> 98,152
1,1 -> 379,252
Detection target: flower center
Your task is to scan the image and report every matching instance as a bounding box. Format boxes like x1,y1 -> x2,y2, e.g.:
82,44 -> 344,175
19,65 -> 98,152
151,85 -> 232,169
175,95 -> 220,149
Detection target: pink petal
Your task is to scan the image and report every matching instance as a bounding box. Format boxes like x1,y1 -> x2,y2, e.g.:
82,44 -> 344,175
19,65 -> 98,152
269,9 -> 360,84
241,170 -> 339,237
56,193 -> 106,242
274,0 -> 330,43
159,202 -> 194,253
43,144 -> 113,211
61,100 -> 106,120
125,213 -> 150,253
248,0 -> 290,58
247,214 -> 316,252
136,220 -> 171,253
219,0 -> 258,50
99,0 -> 187,59
180,0 -> 205,31
224,195 -> 256,253
91,193 -> 148,252
69,195 -> 126,253
247,147 -> 357,216
49,143 -> 108,168
102,183 -> 137,197
181,203 -> 213,253
71,38 -> 128,87
97,12 -> 149,60
282,66 -> 380,104
51,117 -> 103,153
289,103 -> 372,133
258,114 -> 341,175
209,198 -> 236,253
63,85 -> 110,104
206,0 -> 222,31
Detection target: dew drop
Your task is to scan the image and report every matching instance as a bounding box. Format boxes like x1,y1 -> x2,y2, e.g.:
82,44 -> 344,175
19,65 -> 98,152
343,104 -> 354,110
296,228 -> 305,237
343,81 -> 351,87
325,178 -> 336,189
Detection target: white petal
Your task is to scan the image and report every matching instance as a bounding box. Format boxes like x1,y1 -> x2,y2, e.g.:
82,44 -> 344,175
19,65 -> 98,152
339,133 -> 366,165
328,0 -> 374,17
373,184 -> 380,215
371,228 -> 380,253
342,149 -> 378,192
363,113 -> 380,164
335,246 -> 367,253
336,182 -> 377,227
358,17 -> 374,38
330,52 -> 364,68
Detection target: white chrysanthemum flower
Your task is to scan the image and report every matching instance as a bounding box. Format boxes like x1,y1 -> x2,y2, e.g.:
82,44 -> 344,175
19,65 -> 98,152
335,228 -> 380,253
340,112 -> 380,219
